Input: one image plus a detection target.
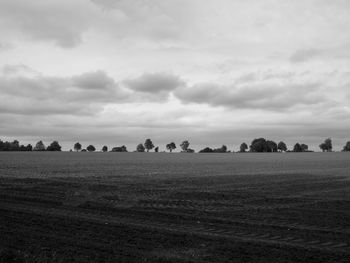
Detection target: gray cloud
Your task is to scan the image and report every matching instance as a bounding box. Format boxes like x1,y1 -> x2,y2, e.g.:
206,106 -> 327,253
174,82 -> 325,111
124,73 -> 184,94
0,42 -> 13,51
89,0 -> 190,42
290,49 -> 324,63
0,0 -> 93,48
2,64 -> 38,76
0,69 -> 128,115
290,45 -> 350,63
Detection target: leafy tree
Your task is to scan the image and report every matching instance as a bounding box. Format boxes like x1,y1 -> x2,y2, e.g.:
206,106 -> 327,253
250,138 -> 268,152
74,142 -> 82,152
199,147 -> 213,153
240,143 -> 248,152
111,145 -> 127,152
25,144 -> 32,151
319,138 -> 332,152
47,141 -> 62,151
102,146 -> 108,152
277,141 -> 287,152
166,142 -> 176,152
0,140 -> 33,151
301,144 -> 308,152
325,138 -> 332,151
86,145 -> 96,152
293,143 -> 302,152
19,144 -> 32,151
180,140 -> 190,152
343,141 -> 350,152
10,140 -> 20,151
213,145 -> 227,153
250,138 -> 278,152
137,143 -> 145,152
33,141 -> 46,151
266,140 -> 278,152
144,139 -> 154,152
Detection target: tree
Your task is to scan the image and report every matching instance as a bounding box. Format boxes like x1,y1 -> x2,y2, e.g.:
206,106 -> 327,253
166,142 -> 176,152
213,145 -> 227,153
319,138 -> 332,152
293,143 -> 302,152
19,144 -> 32,151
144,139 -> 154,152
277,141 -> 287,152
180,140 -> 190,152
240,143 -> 248,152
300,144 -> 308,152
155,146 -> 159,152
250,138 -> 268,152
10,140 -> 20,151
102,146 -> 108,152
111,145 -> 127,152
343,141 -> 350,151
33,141 -> 46,151
25,144 -> 32,151
266,140 -> 278,152
86,145 -> 96,152
199,147 -> 213,153
137,143 -> 145,152
47,141 -> 62,151
74,142 -> 82,152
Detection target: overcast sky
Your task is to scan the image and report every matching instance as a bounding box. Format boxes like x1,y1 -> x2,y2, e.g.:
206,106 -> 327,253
1,0 -> 350,151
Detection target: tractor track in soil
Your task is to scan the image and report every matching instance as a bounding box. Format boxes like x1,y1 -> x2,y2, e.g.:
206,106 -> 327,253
0,201 -> 349,255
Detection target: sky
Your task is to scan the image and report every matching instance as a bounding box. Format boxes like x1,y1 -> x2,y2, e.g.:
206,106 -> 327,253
0,0 -> 350,151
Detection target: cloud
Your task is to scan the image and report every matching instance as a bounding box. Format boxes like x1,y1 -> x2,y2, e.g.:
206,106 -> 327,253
289,49 -> 324,63
0,0 -> 94,48
2,64 -> 39,76
174,82 -> 326,111
124,72 -> 184,94
289,44 -> 350,63
0,68 -> 128,115
0,42 -> 13,51
89,0 -> 191,42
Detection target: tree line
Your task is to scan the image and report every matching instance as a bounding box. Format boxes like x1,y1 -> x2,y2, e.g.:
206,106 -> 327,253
0,137 -> 349,153
0,140 -> 61,151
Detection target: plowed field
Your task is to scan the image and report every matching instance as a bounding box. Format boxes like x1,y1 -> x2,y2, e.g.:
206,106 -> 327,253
0,152 -> 349,262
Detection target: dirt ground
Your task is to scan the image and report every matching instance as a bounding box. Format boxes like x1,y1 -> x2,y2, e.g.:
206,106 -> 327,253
0,152 -> 349,262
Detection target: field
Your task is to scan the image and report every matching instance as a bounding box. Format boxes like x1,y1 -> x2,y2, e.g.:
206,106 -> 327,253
0,152 -> 349,262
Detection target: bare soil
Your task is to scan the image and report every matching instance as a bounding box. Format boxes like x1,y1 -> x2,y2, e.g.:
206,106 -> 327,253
0,152 -> 349,262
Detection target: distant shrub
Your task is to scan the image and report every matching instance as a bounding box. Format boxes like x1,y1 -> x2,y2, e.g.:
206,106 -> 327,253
111,145 -> 127,152
343,141 -> 350,151
199,147 -> 213,153
86,145 -> 96,152
136,143 -> 145,152
102,145 -> 108,152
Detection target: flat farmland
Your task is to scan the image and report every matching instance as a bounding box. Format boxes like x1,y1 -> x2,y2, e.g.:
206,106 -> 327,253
0,152 -> 350,262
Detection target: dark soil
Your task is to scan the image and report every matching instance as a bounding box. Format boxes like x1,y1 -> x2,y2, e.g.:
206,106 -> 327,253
0,152 -> 349,262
